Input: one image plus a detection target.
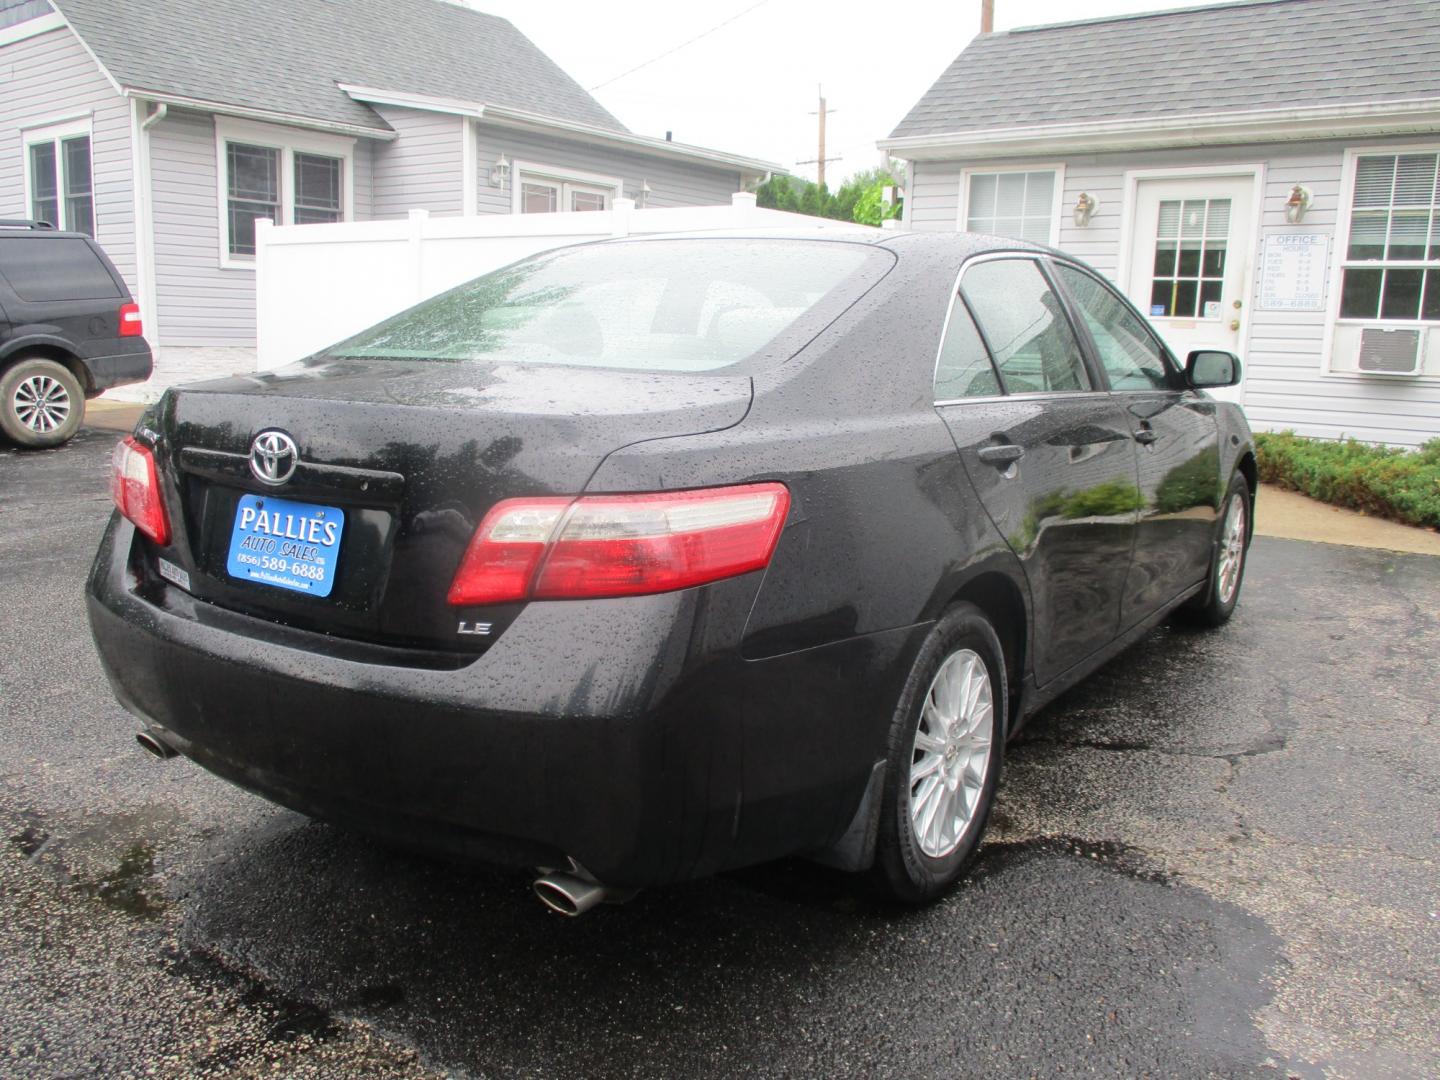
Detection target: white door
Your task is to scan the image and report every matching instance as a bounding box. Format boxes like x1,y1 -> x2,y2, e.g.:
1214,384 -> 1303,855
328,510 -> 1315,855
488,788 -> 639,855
1126,175 -> 1256,404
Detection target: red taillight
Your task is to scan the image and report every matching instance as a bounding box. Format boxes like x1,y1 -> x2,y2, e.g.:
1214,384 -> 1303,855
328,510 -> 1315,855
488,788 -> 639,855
111,436 -> 170,546
118,302 -> 143,337
447,483 -> 790,606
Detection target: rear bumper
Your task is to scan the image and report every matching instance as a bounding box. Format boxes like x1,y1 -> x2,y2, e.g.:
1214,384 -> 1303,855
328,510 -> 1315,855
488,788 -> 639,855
83,344 -> 153,393
86,516 -> 922,886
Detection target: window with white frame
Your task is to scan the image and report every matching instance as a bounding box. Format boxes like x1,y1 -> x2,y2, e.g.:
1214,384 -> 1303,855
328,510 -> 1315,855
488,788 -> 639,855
25,120 -> 93,235
964,170 -> 1057,244
1338,152 -> 1440,322
216,119 -> 352,264
514,164 -> 620,215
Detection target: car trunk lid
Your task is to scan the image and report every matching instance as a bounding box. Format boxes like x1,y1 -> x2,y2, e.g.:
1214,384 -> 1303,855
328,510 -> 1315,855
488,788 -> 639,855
149,358 -> 752,654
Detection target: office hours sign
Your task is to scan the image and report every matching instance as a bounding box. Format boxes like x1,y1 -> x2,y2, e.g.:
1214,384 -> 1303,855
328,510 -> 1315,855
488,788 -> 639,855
1259,233 -> 1329,312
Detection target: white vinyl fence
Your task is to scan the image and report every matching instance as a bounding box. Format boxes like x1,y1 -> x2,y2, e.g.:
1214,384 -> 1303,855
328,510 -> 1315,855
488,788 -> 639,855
255,194 -> 871,370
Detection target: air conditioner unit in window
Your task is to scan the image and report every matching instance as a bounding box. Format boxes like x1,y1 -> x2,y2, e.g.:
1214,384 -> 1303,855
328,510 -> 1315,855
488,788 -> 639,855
1354,327 -> 1425,376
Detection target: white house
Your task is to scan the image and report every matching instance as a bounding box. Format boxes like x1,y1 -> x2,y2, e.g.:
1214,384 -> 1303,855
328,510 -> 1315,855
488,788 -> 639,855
881,0 -> 1440,447
0,0 -> 779,393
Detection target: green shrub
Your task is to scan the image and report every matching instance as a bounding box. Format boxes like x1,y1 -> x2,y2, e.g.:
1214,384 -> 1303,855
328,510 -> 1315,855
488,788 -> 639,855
1254,430 -> 1440,530
1062,478 -> 1146,520
1155,448 -> 1222,514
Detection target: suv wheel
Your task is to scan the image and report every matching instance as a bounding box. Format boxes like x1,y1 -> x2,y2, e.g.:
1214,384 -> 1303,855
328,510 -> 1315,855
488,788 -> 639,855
1,358 -> 85,448
873,603 -> 1006,903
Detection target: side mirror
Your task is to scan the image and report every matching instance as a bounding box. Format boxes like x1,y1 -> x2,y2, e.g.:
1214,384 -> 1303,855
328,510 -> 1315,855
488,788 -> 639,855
1186,349 -> 1241,389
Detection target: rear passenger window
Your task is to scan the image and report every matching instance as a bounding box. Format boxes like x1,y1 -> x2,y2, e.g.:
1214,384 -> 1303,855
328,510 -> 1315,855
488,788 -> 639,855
0,237 -> 121,302
934,296 -> 1001,400
960,258 -> 1091,394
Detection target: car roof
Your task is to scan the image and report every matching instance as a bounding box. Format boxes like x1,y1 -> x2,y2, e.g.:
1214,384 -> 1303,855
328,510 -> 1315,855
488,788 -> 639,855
583,228 -> 1057,261
0,222 -> 99,242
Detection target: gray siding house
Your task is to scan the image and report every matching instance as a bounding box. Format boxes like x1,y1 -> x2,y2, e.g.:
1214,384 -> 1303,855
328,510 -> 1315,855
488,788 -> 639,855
1,0 -> 777,389
881,0 -> 1440,447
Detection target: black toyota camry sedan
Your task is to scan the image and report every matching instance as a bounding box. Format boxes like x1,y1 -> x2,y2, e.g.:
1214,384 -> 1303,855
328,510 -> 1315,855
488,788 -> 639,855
88,232 -> 1254,913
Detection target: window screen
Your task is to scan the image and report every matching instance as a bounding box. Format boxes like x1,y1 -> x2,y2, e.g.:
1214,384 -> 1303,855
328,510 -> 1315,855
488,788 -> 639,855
1340,153 -> 1440,322
293,153 -> 342,225
226,142 -> 280,256
966,171 -> 1056,244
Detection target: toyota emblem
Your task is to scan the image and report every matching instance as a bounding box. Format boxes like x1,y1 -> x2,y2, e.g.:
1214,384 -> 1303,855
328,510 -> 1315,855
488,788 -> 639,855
249,430 -> 299,486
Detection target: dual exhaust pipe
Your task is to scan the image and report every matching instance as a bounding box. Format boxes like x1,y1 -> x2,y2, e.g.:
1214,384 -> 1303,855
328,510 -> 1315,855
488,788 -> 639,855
137,728 -> 625,917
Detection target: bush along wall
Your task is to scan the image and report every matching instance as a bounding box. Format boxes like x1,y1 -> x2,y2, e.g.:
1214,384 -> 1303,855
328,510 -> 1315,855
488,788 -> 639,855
1254,431 -> 1440,530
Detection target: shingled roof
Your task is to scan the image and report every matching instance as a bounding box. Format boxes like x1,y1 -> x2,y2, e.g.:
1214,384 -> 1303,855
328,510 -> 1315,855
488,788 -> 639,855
888,0 -> 1440,141
54,0 -> 627,135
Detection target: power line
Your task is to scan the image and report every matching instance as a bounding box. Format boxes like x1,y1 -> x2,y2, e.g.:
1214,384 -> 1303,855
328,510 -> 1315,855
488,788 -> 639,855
589,0 -> 773,91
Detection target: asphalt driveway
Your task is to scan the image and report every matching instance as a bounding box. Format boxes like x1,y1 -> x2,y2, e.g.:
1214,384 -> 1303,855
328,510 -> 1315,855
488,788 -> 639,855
1,428 -> 1436,1078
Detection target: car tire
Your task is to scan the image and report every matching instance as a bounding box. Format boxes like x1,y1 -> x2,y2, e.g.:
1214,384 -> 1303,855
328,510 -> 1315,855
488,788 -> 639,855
1183,473 -> 1251,627
873,603 -> 1006,904
0,357 -> 85,449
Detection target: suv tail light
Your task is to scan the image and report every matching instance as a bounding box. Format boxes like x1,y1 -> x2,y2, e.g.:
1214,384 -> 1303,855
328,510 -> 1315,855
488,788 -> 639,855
111,436 -> 170,545
118,302 -> 143,337
447,483 -> 790,606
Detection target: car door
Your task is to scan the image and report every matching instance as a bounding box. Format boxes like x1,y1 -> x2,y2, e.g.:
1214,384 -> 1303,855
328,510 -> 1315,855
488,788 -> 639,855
934,255 -> 1139,686
1049,260 -> 1223,628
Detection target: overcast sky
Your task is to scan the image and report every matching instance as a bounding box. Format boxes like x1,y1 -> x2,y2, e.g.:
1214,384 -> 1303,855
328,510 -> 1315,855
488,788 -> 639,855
468,0 -> 1206,185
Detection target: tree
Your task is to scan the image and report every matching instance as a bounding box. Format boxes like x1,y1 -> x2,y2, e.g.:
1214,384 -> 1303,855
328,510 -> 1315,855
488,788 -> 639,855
755,163 -> 903,225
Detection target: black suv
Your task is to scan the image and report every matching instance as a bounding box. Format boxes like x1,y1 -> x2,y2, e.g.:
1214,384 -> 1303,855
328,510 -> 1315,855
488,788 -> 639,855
0,220 -> 153,448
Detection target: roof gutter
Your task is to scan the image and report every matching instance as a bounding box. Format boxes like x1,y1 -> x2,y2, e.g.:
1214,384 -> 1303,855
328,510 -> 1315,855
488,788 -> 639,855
338,84 -> 783,177
879,97 -> 1440,160
119,88 -> 398,140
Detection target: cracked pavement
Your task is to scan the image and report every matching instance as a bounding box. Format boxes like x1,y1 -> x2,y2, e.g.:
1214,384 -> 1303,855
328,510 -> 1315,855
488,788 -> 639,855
2,429 -> 1437,1078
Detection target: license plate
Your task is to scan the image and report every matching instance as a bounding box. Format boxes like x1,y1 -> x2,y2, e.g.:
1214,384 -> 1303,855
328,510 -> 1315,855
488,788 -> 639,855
225,493 -> 344,598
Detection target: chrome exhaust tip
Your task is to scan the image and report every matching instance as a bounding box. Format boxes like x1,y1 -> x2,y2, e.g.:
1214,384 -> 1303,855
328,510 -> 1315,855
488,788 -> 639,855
135,729 -> 178,760
533,872 -> 608,917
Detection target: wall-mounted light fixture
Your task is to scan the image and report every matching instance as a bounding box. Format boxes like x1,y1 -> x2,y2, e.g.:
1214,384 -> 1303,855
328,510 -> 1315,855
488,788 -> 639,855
635,179 -> 652,209
489,153 -> 510,188
1284,184 -> 1313,224
1072,192 -> 1098,228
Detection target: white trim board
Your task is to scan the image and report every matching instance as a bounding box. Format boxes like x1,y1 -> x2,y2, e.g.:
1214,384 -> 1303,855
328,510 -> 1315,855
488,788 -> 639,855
338,83 -> 781,177
0,10 -> 65,46
127,89 -> 395,141
460,117 -> 477,217
879,98 -> 1440,161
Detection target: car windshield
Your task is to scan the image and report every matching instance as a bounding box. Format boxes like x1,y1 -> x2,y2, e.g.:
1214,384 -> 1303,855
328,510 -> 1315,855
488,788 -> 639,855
318,238 -> 879,372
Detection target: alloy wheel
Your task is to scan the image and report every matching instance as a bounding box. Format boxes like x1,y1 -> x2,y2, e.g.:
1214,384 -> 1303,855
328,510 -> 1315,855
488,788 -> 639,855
1216,493 -> 1247,605
12,374 -> 72,434
909,648 -> 994,859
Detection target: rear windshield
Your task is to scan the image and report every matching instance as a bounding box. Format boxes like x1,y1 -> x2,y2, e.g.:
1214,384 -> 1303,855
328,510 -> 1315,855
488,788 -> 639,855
0,236 -> 122,302
319,239 -> 881,372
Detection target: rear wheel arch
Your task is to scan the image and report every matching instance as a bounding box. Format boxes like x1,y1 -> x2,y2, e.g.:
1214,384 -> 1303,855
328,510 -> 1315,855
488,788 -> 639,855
1,343 -> 93,396
944,571 -> 1027,736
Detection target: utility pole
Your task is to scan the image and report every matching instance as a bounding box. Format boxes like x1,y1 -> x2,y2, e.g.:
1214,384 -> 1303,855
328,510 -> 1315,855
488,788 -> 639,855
981,0 -> 995,34
796,86 -> 841,189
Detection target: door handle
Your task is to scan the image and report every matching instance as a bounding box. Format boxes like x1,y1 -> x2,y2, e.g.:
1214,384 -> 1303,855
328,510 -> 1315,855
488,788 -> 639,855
1133,427 -> 1158,445
977,443 -> 1025,466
